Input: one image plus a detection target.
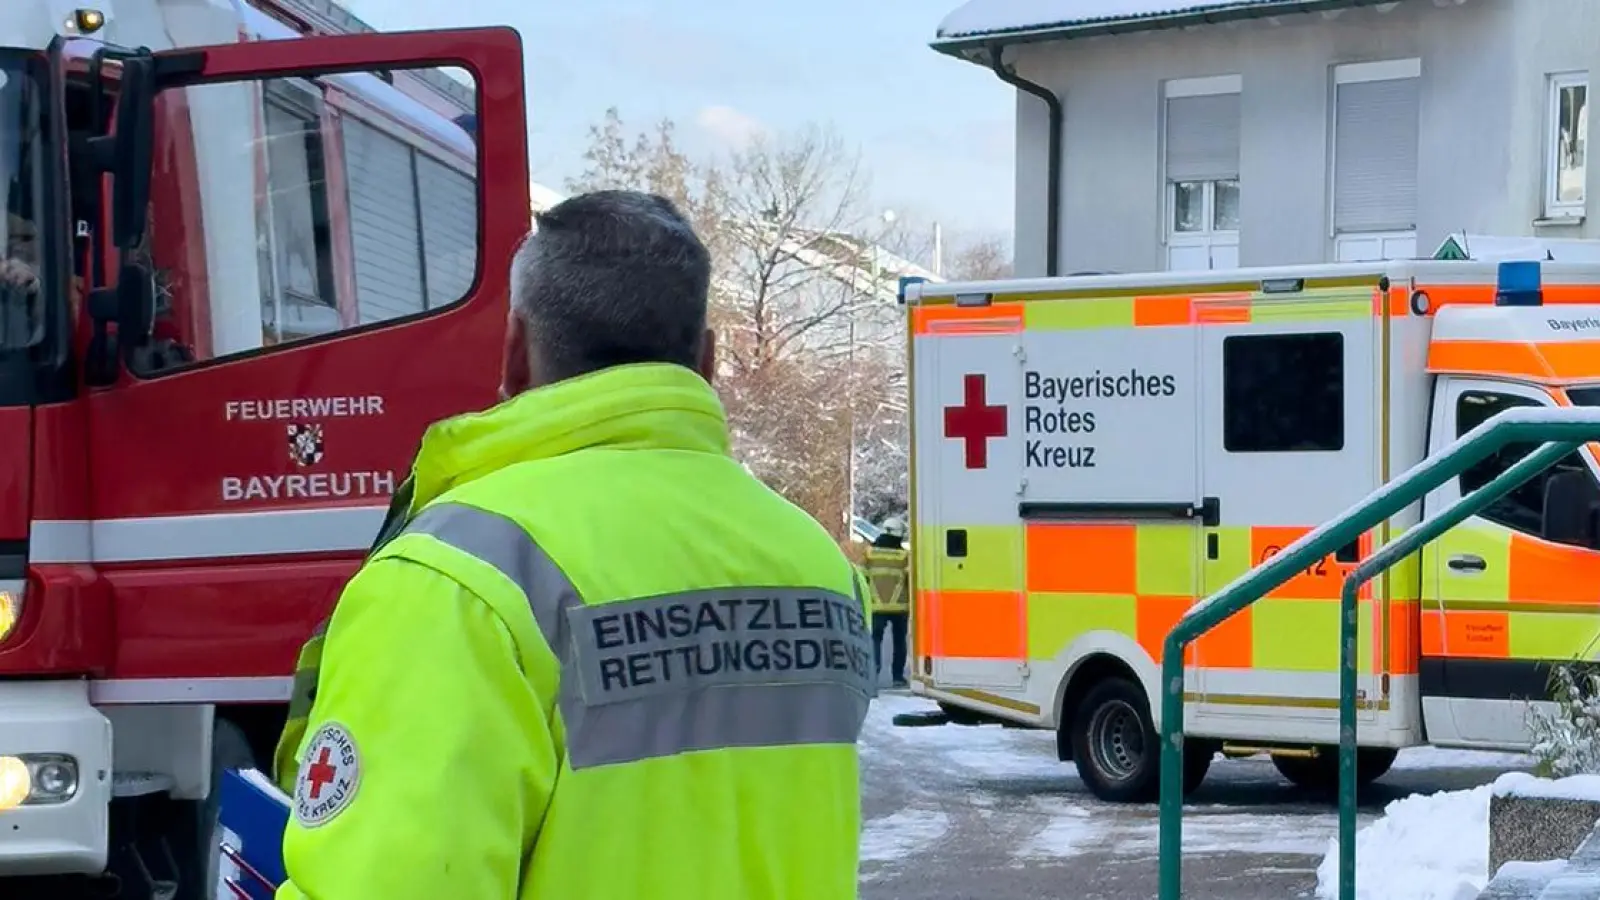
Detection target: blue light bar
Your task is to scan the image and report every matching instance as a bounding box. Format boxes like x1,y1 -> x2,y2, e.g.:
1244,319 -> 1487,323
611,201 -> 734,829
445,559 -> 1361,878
1496,260 -> 1543,307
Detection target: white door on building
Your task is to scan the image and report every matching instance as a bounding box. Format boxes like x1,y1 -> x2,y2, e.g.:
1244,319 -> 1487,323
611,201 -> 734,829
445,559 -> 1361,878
1331,59 -> 1420,262
1165,75 -> 1241,272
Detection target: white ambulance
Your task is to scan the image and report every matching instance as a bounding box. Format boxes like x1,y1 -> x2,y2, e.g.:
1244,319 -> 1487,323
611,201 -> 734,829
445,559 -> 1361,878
900,259 -> 1600,802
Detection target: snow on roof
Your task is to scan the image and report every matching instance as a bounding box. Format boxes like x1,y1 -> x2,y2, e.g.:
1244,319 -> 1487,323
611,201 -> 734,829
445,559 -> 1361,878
935,0 -> 1365,46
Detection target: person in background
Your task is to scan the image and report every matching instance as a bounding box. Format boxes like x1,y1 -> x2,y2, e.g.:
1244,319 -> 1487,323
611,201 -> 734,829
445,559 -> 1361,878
864,516 -> 911,689
274,189 -> 876,900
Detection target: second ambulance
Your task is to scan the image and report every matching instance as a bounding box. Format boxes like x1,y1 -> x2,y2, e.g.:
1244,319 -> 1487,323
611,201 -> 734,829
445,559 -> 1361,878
903,259 -> 1600,801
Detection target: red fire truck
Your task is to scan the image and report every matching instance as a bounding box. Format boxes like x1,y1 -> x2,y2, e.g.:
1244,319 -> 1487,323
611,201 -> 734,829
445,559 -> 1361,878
0,0 -> 529,895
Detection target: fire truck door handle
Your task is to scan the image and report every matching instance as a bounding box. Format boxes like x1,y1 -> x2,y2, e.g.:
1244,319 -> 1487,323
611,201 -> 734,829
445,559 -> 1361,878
1447,554 -> 1487,573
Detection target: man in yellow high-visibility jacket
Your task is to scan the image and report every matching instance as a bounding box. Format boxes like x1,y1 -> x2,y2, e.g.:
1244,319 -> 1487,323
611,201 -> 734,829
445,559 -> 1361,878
274,190 -> 875,900
863,517 -> 910,689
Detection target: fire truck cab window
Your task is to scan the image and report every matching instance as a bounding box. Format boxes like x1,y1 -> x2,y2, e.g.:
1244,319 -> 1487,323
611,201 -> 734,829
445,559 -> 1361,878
143,66 -> 480,365
1456,390 -> 1600,546
0,62 -> 44,350
1221,332 -> 1345,453
260,82 -> 338,343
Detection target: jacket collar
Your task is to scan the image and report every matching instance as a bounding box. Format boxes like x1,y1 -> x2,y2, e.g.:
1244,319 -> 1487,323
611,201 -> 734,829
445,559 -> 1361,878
408,363 -> 732,510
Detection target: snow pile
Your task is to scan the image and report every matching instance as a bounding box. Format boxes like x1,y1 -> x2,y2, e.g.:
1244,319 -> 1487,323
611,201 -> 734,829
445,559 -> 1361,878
1495,859 -> 1568,882
1313,784 -> 1492,900
937,0 -> 1307,40
1492,771 -> 1600,802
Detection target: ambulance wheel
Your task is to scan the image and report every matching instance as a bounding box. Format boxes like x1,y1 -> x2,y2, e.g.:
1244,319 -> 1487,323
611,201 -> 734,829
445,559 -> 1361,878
1069,677 -> 1210,803
1271,746 -> 1398,793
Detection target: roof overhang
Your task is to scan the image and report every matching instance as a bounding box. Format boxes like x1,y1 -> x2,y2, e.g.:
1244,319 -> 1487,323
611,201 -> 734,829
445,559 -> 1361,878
932,0 -> 1411,64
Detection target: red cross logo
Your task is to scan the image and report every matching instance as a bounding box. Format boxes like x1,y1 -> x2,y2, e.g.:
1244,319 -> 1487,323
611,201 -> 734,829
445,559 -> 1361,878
944,373 -> 1007,469
306,746 -> 337,800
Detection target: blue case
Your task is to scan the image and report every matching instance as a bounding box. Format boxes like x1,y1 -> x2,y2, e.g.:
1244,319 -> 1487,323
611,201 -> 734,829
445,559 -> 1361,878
216,768 -> 290,899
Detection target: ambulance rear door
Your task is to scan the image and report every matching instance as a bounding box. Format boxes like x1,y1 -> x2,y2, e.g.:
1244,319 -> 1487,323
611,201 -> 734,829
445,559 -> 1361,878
912,299 -> 1027,691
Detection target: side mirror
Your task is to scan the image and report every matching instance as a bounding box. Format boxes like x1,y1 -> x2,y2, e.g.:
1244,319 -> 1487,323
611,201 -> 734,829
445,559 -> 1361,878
1543,469 -> 1600,549
83,50 -> 158,378
113,262 -> 155,362
108,55 -> 155,252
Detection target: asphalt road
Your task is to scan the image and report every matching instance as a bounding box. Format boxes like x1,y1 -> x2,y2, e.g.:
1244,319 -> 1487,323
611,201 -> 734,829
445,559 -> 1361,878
858,692 -> 1533,900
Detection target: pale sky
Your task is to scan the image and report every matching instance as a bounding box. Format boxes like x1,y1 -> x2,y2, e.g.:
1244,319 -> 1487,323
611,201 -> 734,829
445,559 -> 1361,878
340,0 -> 1017,245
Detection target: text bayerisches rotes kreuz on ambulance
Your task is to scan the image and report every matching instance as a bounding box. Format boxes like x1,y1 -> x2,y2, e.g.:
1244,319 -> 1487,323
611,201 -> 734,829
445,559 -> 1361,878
1024,369 -> 1178,470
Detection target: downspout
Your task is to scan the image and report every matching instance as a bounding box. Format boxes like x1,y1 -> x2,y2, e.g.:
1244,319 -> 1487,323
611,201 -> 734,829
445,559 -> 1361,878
986,44 -> 1062,277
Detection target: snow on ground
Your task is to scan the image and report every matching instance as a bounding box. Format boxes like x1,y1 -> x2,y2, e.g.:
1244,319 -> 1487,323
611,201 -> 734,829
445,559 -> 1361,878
867,693 -> 1538,889
1314,785 -> 1492,900
864,694 -> 1344,865
1392,746 -> 1534,771
860,809 -> 952,863
1310,770 -> 1600,900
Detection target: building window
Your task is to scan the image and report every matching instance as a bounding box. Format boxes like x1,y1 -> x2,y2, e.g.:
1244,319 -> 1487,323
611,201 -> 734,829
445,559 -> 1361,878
1331,59 -> 1420,262
1546,72 -> 1588,220
1164,75 -> 1240,272
1222,332 -> 1344,453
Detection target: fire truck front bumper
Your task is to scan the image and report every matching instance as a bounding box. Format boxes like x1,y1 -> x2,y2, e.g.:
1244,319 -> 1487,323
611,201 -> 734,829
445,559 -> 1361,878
0,681 -> 113,876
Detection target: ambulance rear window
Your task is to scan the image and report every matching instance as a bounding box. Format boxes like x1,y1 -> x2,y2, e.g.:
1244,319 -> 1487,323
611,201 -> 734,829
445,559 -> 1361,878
1222,332 -> 1344,453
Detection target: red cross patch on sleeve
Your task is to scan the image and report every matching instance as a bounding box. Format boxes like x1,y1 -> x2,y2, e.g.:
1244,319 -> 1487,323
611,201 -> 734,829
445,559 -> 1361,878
293,721 -> 362,828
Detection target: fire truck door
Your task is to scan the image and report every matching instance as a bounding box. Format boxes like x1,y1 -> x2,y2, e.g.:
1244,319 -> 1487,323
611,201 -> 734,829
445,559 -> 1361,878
71,28 -> 529,690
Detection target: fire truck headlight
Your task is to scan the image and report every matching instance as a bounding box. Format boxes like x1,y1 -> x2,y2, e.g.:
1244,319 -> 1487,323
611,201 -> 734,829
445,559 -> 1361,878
0,755 -> 80,811
0,582 -> 22,643
27,756 -> 79,804
0,757 -> 28,811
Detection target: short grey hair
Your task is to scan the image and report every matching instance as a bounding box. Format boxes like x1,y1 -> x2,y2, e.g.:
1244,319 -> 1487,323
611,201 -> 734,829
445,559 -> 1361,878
510,190 -> 711,383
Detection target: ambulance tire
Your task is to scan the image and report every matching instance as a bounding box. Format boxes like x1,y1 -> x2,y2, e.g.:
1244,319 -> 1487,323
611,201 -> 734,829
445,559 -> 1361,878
1068,677 -> 1210,803
1271,746 -> 1399,794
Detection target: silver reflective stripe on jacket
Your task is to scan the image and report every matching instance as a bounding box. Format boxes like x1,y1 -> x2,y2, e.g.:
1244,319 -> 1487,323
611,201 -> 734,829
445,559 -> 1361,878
401,502 -> 877,770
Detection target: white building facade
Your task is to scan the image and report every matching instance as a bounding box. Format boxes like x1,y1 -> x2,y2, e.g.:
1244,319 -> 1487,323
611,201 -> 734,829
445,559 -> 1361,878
934,0 -> 1596,277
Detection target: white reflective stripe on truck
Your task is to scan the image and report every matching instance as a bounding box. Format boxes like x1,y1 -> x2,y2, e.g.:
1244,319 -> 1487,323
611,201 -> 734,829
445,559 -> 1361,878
89,676 -> 294,705
28,507 -> 388,564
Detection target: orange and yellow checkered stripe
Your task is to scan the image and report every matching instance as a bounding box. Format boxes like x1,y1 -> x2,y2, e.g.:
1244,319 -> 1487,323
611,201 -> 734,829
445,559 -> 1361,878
911,285 -> 1375,336
915,522 -> 1419,676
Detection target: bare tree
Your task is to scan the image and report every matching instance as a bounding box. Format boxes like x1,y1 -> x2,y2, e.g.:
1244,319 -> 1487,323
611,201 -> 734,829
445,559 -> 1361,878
948,233 -> 1014,281
568,107 -> 726,254
714,125 -> 890,373
568,109 -> 900,537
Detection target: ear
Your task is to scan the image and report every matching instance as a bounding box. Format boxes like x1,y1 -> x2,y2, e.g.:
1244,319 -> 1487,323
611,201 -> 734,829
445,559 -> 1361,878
500,312 -> 532,400
696,327 -> 717,384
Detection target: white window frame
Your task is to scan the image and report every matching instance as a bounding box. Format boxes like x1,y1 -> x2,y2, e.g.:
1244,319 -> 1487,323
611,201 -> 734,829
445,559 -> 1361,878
1163,74 -> 1241,271
1545,71 -> 1589,221
1329,58 -> 1421,262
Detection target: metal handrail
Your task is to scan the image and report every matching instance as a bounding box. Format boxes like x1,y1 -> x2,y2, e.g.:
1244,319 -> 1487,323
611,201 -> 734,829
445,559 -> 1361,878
1156,406 -> 1600,900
